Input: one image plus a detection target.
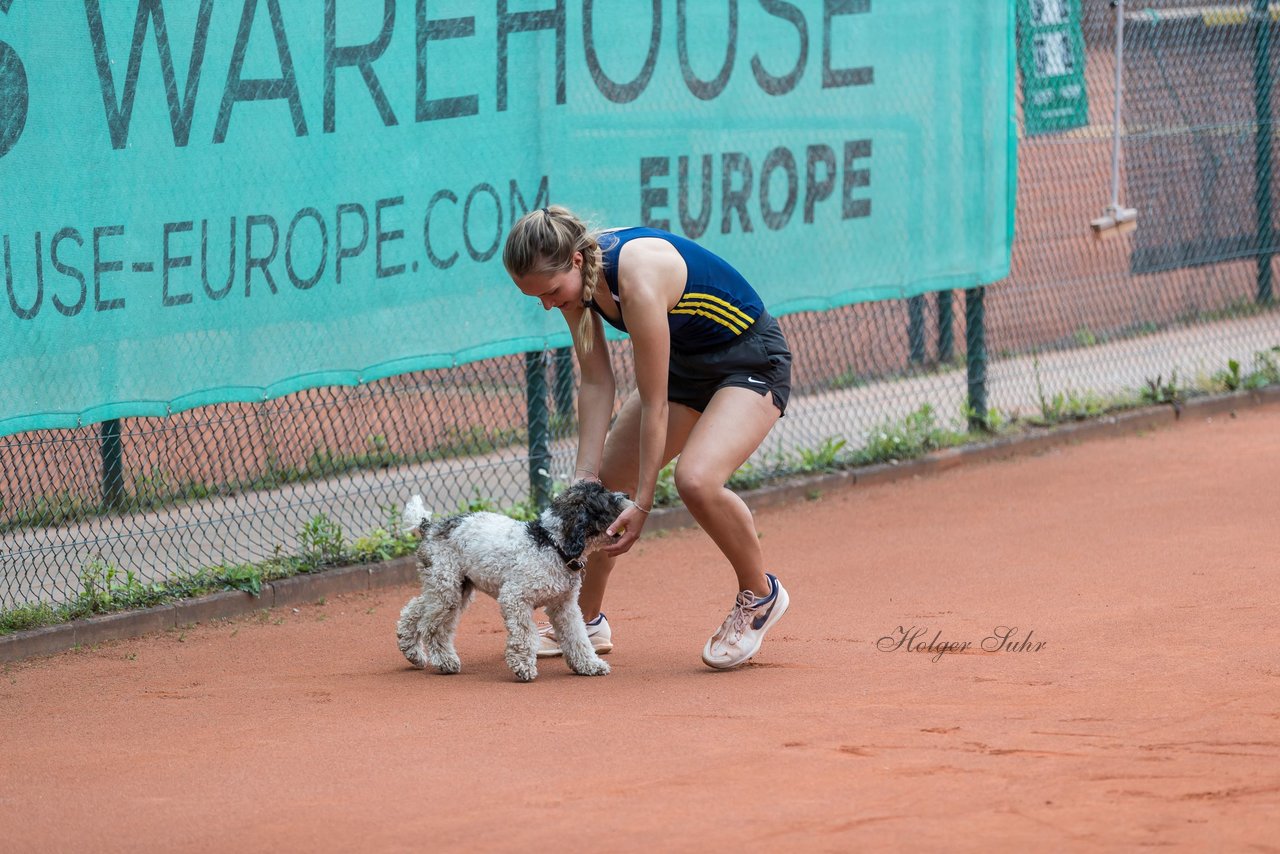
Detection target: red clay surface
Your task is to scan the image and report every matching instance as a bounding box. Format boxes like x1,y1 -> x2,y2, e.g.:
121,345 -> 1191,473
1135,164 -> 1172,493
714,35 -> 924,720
3,405 -> 1278,851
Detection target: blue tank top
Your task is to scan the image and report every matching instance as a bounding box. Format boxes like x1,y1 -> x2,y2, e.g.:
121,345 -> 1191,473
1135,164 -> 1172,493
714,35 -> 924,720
589,227 -> 765,354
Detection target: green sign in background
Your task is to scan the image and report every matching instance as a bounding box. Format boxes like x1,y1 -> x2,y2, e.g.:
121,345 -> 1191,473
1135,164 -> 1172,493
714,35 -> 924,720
0,0 -> 1015,437
1017,0 -> 1088,135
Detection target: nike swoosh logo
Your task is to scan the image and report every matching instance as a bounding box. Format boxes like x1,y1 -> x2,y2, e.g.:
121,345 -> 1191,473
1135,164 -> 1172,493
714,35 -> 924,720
752,600 -> 776,630
746,377 -> 766,385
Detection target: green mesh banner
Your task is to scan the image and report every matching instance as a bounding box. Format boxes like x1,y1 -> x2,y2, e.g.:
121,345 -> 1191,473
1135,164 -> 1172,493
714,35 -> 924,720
0,0 -> 1014,436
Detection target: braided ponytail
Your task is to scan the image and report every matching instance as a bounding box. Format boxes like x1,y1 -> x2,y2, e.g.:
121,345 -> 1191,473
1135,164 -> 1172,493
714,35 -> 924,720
574,230 -> 603,353
503,205 -> 603,353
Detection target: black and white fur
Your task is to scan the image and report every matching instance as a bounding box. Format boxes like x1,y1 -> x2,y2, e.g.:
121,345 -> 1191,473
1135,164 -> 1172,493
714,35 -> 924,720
396,481 -> 631,682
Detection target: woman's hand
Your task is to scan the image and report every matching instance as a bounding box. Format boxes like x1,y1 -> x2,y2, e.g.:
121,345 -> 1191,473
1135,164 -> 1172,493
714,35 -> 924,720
602,503 -> 649,557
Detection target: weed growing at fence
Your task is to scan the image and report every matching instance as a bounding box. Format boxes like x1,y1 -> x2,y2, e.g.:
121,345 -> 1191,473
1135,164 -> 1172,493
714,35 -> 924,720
349,529 -> 408,564
1214,359 -> 1246,392
298,514 -> 347,570
0,603 -> 58,634
960,402 -> 1013,432
1030,357 -> 1138,426
1034,388 -> 1111,425
1234,347 -> 1279,389
0,559 -> 243,632
220,563 -> 265,596
1140,371 -> 1191,415
797,437 -> 849,471
853,405 -> 970,465
1206,349 -> 1280,394
0,511 -> 423,635
1256,347 -> 1280,384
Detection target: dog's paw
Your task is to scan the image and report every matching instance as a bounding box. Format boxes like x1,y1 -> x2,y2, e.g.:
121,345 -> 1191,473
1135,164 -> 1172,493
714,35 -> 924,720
508,661 -> 538,682
431,652 -> 462,675
399,643 -> 428,669
572,657 -> 610,677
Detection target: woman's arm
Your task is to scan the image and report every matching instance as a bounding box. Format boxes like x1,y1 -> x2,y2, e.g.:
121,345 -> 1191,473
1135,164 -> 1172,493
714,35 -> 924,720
601,240 -> 684,554
616,282 -> 670,517
561,303 -> 614,482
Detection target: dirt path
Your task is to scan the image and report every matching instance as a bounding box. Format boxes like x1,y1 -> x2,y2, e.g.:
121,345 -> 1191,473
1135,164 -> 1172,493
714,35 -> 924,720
3,405 -> 1278,851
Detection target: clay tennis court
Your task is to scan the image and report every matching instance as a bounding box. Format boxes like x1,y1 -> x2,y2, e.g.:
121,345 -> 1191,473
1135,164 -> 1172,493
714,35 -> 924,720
2,403 -> 1277,851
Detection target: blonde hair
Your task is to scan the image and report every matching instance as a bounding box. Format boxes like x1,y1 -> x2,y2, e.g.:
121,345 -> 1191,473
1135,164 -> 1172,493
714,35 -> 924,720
503,205 -> 603,351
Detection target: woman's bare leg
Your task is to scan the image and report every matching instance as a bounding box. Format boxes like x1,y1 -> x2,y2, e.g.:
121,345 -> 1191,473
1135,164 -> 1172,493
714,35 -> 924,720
673,386 -> 781,597
577,390 -> 699,620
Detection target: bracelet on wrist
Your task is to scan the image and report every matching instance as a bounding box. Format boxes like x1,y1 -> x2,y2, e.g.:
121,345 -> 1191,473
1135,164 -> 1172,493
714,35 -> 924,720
633,503 -> 651,514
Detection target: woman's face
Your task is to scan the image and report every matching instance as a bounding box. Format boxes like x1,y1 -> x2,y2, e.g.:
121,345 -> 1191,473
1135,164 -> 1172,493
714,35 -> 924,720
513,252 -> 584,311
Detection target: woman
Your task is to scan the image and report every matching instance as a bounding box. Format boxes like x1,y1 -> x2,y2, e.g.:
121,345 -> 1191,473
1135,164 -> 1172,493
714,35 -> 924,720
503,205 -> 792,670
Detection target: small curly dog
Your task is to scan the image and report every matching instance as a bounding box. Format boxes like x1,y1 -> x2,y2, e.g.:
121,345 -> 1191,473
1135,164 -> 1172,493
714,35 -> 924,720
396,480 -> 632,682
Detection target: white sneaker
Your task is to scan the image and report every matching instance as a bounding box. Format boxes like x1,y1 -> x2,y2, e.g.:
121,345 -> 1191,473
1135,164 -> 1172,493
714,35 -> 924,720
702,574 -> 789,670
537,613 -> 613,658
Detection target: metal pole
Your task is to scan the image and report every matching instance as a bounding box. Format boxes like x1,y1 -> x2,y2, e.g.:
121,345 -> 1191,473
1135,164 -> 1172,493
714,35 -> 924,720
1109,0 -> 1126,212
907,295 -> 926,365
1254,0 -> 1275,303
525,350 -> 552,510
965,287 -> 988,431
936,290 -> 954,363
551,346 -> 576,425
100,419 -> 125,510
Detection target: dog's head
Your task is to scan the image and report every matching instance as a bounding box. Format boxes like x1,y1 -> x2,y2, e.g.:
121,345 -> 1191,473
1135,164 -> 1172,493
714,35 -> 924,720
549,480 -> 632,562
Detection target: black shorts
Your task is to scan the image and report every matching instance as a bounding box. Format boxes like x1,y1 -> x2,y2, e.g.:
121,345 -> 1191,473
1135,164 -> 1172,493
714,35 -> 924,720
668,313 -> 792,416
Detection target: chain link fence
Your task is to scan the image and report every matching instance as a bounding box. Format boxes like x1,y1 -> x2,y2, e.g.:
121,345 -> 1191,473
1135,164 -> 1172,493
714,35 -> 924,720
3,0 -> 1279,617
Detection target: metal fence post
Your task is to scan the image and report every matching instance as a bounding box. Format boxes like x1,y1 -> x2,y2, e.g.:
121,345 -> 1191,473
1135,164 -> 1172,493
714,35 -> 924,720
965,287 -> 988,431
936,290 -> 954,363
907,295 -> 926,364
525,350 -> 552,510
100,419 -> 125,510
1254,0 -> 1275,304
551,346 -> 575,424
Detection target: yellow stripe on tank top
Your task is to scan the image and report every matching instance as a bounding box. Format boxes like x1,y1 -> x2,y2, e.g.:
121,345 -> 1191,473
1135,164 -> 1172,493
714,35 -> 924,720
679,292 -> 755,326
670,305 -> 749,334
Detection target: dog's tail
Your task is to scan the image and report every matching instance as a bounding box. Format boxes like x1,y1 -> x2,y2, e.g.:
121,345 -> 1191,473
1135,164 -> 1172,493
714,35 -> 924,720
402,494 -> 433,538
